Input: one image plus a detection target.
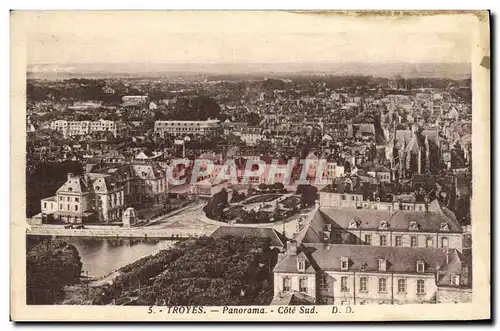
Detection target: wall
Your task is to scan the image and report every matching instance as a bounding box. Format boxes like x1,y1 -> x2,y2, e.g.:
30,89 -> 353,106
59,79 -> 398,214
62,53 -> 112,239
437,287 -> 472,303
274,272 -> 316,299
319,271 -> 437,305
41,198 -> 57,214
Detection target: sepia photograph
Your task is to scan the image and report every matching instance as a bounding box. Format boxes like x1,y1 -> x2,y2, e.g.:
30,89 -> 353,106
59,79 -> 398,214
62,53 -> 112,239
10,10 -> 490,321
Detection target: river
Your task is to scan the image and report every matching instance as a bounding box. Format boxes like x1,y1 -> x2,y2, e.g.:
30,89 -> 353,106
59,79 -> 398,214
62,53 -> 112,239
27,236 -> 177,277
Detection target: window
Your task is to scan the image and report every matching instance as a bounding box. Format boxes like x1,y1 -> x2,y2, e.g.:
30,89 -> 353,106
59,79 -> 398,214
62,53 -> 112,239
299,278 -> 308,293
59,204 -> 62,210
67,197 -> 71,201
378,278 -> 387,292
282,277 -> 291,292
417,261 -> 425,273
359,277 -> 368,292
59,196 -> 63,201
341,257 -> 349,271
411,236 -> 418,247
341,195 -> 346,200
379,221 -> 388,229
378,259 -> 387,271
451,274 -> 460,286
380,235 -> 387,246
426,237 -> 433,248
440,222 -> 449,231
441,237 -> 449,248
67,204 -> 70,210
364,235 -> 371,245
341,276 -> 348,292
75,205 -> 78,212
319,273 -> 327,290
395,236 -> 402,247
43,202 -> 47,209
417,279 -> 425,294
297,260 -> 305,272
397,279 -> 406,293
409,221 -> 419,231
75,197 -> 79,203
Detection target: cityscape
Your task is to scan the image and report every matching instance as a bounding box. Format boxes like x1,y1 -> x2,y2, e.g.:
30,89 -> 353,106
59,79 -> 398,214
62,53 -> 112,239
25,65 -> 473,307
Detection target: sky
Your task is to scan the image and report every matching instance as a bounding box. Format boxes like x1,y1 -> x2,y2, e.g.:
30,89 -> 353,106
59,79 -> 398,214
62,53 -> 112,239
11,11 -> 480,72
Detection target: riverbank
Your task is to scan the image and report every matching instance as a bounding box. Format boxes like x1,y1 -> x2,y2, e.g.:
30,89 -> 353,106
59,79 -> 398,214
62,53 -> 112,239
27,225 -> 216,239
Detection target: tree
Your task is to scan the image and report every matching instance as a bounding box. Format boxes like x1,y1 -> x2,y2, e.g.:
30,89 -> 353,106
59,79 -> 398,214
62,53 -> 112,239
100,236 -> 277,306
230,191 -> 246,204
26,240 -> 82,304
172,96 -> 221,120
300,185 -> 318,207
203,189 -> 229,219
274,182 -> 285,192
258,183 -> 268,191
246,112 -> 261,126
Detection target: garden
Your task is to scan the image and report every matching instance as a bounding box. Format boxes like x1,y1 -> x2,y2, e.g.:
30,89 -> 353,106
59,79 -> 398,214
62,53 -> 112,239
202,184 -> 318,225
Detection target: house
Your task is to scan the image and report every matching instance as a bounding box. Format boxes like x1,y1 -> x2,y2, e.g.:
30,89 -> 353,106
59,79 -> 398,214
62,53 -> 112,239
122,95 -> 149,107
273,242 -> 470,305
193,178 -> 225,198
366,165 -> 391,183
240,127 -> 264,146
90,175 -> 126,223
41,173 -> 94,224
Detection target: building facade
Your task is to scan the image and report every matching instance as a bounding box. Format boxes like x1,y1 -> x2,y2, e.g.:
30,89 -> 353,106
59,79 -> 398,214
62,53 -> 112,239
154,119 -> 221,137
295,207 -> 464,252
273,242 -> 469,305
51,119 -> 117,138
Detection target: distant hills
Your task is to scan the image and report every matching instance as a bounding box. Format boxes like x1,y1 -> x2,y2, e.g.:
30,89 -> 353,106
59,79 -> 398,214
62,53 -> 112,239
27,62 -> 471,80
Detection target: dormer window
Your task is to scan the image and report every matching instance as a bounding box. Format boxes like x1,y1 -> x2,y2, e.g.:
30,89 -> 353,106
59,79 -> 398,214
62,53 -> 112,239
297,258 -> 305,272
440,222 -> 450,231
379,221 -> 389,230
452,274 -> 460,286
348,219 -> 359,229
416,261 -> 425,273
409,221 -> 419,231
68,187 -> 72,192
341,257 -> 349,271
378,259 -> 387,272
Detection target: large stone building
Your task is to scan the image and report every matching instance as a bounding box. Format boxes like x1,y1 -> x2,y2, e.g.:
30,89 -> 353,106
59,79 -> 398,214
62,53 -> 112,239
386,124 -> 441,179
154,119 -> 221,137
293,204 -> 464,252
51,119 -> 117,138
40,173 -> 93,223
38,161 -> 168,224
273,242 -> 470,305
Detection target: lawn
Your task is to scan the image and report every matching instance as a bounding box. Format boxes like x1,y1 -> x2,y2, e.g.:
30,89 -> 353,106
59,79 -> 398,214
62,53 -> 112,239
242,194 -> 283,205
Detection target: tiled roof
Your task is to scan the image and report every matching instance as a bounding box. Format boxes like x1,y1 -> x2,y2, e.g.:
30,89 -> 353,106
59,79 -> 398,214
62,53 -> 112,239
302,243 -> 459,274
92,176 -> 121,193
56,176 -> 89,194
270,291 -> 316,305
317,207 -> 462,233
273,251 -> 315,274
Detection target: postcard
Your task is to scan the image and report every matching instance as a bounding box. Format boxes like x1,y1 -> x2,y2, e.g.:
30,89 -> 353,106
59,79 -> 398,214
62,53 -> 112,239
10,10 -> 490,321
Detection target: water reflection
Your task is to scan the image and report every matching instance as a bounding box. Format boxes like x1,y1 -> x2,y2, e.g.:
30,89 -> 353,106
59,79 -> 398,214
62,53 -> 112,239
27,236 -> 176,277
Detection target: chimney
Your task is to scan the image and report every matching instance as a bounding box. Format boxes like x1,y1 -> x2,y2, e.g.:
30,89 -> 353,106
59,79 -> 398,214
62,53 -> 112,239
287,240 -> 297,255
445,247 -> 449,264
67,173 -> 74,181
